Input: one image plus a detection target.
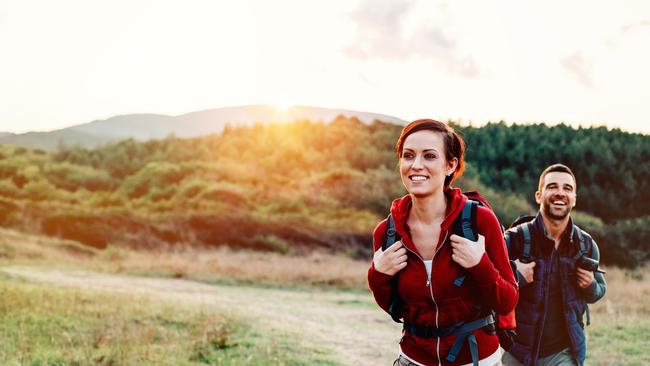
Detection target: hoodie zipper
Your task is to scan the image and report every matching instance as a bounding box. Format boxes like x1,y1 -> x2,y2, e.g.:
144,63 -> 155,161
399,197 -> 459,366
429,230 -> 448,366
408,229 -> 448,366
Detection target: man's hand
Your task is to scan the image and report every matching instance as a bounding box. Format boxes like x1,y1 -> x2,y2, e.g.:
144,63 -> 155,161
450,234 -> 485,268
576,267 -> 595,288
373,241 -> 408,276
515,259 -> 536,284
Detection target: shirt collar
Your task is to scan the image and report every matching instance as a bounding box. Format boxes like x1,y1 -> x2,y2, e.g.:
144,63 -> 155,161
533,212 -> 575,246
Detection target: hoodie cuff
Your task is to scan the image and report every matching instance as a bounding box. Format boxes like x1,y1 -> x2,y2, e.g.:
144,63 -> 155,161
368,262 -> 393,288
466,252 -> 498,286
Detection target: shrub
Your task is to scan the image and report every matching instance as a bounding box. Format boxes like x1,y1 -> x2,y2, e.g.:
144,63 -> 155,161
44,162 -> 116,191
22,180 -> 57,201
120,162 -> 186,199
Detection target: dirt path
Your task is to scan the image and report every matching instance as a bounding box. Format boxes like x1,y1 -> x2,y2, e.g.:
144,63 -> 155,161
1,266 -> 401,366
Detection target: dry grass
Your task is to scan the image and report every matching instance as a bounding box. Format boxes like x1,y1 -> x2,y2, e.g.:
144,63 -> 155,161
586,267 -> 650,366
1,227 -> 649,365
589,266 -> 649,320
0,228 -> 370,290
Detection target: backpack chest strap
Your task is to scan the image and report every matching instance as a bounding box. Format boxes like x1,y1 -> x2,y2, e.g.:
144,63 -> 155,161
403,314 -> 495,366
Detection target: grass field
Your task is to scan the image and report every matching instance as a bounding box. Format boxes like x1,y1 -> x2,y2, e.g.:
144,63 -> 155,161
0,272 -> 336,366
0,228 -> 368,291
586,268 -> 650,366
0,228 -> 648,365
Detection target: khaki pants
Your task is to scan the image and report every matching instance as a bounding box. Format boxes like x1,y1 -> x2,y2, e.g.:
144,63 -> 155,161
501,349 -> 577,366
393,355 -> 418,366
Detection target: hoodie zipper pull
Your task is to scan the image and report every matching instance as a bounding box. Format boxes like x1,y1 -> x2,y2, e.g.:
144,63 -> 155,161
426,278 -> 430,287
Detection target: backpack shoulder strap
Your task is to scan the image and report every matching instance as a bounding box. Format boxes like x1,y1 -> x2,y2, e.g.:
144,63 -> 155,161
452,200 -> 479,287
383,213 -> 404,323
572,224 -> 594,326
520,221 -> 533,262
460,199 -> 478,241
383,214 -> 400,250
572,224 -> 590,260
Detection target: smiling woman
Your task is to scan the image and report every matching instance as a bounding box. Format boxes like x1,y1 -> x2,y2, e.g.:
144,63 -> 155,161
368,119 -> 518,366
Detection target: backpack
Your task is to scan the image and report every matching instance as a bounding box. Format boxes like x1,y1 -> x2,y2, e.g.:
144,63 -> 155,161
507,215 -> 592,267
382,191 -> 517,343
507,216 -> 595,325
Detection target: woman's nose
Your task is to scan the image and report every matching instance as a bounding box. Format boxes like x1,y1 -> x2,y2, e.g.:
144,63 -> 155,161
412,154 -> 424,169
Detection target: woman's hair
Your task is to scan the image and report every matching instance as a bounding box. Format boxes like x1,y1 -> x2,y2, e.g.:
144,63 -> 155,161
395,119 -> 465,188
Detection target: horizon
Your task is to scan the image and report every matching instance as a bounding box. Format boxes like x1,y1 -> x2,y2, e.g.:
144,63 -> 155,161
1,103 -> 647,136
1,1 -> 649,135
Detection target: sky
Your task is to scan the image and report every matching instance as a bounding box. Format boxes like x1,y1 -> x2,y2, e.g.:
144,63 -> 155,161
1,0 -> 649,134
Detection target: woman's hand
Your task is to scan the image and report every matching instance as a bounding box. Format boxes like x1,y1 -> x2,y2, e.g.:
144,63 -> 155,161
450,234 -> 485,268
373,241 -> 408,276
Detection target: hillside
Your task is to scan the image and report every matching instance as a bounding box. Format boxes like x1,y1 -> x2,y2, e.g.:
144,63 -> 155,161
0,118 -> 648,267
0,105 -> 406,150
0,129 -> 113,151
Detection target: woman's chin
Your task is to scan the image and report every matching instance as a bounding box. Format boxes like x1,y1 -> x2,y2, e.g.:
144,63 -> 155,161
409,189 -> 434,198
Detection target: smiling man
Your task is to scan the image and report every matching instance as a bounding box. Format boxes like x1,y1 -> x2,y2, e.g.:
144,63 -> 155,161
501,164 -> 607,366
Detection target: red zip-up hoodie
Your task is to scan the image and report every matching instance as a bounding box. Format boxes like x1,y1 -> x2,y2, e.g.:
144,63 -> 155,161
368,188 -> 518,365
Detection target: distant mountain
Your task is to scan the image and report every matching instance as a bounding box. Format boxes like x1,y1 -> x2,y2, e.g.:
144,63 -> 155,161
0,129 -> 112,151
0,105 -> 406,150
0,132 -> 13,138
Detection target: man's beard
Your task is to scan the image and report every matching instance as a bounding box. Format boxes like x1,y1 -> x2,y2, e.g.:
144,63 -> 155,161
542,201 -> 571,220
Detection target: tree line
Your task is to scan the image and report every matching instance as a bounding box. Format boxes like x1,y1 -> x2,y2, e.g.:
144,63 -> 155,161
0,117 -> 647,267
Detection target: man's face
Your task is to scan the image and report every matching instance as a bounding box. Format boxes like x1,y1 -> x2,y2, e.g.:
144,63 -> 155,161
535,172 -> 577,221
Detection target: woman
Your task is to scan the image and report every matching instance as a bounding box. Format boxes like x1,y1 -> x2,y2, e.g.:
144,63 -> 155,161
368,119 -> 518,366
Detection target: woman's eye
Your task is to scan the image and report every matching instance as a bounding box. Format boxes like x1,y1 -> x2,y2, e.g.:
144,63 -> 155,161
425,153 -> 436,159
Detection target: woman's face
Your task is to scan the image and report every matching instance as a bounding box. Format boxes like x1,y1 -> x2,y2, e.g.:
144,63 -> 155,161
399,130 -> 457,197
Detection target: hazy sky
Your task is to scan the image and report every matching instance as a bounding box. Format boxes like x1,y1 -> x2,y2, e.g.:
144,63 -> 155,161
1,0 -> 649,134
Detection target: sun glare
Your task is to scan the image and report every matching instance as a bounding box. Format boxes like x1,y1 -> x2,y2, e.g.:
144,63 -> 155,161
274,103 -> 293,113
271,99 -> 294,113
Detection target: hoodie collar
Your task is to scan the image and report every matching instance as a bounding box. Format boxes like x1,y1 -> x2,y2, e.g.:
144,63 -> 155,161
390,187 -> 467,243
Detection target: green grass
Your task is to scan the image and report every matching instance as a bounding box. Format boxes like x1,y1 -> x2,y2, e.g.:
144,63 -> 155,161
587,318 -> 650,366
0,274 -> 336,365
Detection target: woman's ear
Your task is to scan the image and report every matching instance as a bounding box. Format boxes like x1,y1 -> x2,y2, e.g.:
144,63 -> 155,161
447,157 -> 458,176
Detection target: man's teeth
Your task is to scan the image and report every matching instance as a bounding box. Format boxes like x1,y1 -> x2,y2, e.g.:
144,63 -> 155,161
552,201 -> 566,205
411,176 -> 428,181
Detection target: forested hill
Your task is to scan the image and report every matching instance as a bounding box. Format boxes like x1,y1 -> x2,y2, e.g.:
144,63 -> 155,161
458,122 -> 650,222
0,117 -> 648,267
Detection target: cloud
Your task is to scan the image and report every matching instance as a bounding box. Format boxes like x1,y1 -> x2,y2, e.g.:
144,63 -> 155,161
621,19 -> 650,33
564,18 -> 649,88
408,25 -> 479,78
345,0 -> 480,78
561,52 -> 593,87
344,0 -> 415,60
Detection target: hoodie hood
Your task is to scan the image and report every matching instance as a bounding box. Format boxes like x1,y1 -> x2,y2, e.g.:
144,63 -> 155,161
389,187 -> 468,251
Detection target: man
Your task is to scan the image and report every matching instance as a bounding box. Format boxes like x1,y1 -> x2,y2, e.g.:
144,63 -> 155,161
501,164 -> 607,366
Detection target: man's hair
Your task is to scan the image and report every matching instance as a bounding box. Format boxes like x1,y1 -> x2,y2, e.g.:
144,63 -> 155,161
538,163 -> 577,192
